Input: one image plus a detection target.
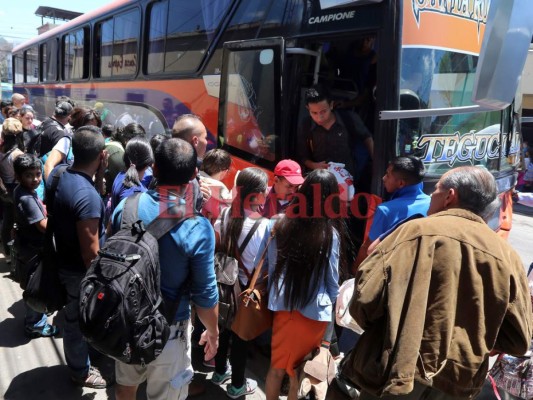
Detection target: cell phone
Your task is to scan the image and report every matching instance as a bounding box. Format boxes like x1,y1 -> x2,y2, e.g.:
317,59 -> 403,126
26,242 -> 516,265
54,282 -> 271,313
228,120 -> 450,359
98,249 -> 141,262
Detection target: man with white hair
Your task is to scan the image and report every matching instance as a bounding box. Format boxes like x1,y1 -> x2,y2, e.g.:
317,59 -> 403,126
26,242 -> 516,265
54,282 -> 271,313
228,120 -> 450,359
346,166 -> 532,400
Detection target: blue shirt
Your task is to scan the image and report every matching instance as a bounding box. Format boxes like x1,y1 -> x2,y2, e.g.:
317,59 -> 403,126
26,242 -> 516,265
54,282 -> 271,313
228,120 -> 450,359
368,182 -> 431,241
50,168 -> 106,272
112,190 -> 218,321
261,221 -> 340,322
14,185 -> 46,248
110,171 -> 147,213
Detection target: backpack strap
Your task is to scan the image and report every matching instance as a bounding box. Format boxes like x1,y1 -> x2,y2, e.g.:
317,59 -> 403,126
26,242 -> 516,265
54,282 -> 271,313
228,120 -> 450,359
45,164 -> 69,213
120,193 -> 142,230
146,199 -> 195,324
43,164 -> 69,254
237,218 -> 264,255
146,210 -> 194,240
120,192 -> 195,324
235,217 -> 264,282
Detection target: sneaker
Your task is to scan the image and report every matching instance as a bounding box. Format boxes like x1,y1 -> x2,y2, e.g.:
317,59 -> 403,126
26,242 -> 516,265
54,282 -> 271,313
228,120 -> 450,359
226,378 -> 258,399
71,366 -> 109,389
25,323 -> 59,338
211,367 -> 232,386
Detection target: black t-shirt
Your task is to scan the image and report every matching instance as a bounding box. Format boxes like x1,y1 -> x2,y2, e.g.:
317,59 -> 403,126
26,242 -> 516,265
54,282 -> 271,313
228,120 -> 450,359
49,168 -> 105,272
297,110 -> 371,177
39,117 -> 70,156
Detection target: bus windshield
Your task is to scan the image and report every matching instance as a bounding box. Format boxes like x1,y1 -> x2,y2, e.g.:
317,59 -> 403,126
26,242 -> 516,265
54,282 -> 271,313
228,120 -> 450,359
397,47 -> 519,177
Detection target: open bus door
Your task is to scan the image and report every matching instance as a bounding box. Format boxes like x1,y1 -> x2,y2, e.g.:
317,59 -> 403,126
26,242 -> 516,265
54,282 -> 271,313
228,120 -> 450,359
217,37 -> 285,183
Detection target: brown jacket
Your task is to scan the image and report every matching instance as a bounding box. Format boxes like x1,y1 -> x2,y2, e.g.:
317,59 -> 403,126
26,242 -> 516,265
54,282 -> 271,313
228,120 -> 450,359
346,208 -> 532,398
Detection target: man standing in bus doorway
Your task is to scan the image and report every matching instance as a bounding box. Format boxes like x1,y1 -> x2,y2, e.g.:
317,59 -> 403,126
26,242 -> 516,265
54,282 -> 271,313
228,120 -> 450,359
297,85 -> 374,185
346,166 -> 532,400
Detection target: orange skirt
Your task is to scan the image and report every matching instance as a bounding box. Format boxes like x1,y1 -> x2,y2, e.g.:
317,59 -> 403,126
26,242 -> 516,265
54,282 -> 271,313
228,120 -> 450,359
270,310 -> 328,377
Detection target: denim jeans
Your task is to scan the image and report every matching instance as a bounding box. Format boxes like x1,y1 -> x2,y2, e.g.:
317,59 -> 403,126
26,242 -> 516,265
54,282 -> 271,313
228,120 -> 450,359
58,269 -> 90,379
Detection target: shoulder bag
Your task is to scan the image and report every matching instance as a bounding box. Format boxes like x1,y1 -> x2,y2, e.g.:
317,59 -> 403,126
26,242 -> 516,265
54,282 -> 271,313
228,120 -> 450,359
231,233 -> 273,341
215,208 -> 263,330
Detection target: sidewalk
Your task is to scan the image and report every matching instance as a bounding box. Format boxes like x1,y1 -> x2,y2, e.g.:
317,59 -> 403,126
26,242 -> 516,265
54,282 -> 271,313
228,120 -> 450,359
0,256 -> 269,400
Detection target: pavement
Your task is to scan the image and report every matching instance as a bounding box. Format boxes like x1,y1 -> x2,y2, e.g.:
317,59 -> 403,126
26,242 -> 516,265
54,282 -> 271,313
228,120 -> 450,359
514,202 -> 533,217
0,255 -> 269,400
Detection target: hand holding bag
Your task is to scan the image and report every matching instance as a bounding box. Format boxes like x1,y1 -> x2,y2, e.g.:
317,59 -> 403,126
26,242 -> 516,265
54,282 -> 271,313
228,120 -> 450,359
335,278 -> 364,334
231,234 -> 273,341
297,346 -> 337,400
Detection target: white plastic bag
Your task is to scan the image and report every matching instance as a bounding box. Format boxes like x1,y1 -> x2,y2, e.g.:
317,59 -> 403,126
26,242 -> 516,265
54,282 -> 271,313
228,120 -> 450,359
335,278 -> 363,334
327,162 -> 355,202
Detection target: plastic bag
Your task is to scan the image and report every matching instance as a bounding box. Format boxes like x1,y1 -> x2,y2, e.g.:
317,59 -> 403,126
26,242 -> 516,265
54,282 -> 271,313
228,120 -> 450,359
335,278 -> 363,334
327,162 -> 355,202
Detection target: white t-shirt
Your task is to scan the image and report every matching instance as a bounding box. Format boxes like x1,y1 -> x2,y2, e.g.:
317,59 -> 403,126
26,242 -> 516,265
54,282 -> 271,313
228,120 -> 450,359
52,136 -> 71,157
214,208 -> 269,285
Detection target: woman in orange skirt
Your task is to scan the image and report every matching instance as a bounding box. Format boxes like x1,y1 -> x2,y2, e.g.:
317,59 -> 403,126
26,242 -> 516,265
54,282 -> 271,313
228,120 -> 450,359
263,169 -> 345,400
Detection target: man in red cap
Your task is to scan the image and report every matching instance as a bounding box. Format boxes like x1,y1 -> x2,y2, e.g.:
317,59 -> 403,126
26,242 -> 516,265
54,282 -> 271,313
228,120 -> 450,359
261,159 -> 305,218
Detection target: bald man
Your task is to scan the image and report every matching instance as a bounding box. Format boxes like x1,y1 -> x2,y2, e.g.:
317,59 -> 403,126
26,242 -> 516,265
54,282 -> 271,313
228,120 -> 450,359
172,114 -> 208,159
171,114 -> 211,212
11,93 -> 26,109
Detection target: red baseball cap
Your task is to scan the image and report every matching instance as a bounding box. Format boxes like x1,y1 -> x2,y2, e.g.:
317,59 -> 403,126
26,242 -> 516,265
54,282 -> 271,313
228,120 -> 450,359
274,159 -> 304,185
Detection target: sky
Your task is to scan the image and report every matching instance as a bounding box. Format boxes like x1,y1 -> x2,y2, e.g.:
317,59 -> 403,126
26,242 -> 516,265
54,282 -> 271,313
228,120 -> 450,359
0,0 -> 111,45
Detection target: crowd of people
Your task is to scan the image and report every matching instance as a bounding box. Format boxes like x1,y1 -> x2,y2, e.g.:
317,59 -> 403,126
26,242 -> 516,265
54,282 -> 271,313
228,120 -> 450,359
0,90 -> 531,400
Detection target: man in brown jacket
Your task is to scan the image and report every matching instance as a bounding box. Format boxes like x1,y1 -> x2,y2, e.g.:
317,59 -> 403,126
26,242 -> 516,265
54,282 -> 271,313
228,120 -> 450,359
346,166 -> 532,399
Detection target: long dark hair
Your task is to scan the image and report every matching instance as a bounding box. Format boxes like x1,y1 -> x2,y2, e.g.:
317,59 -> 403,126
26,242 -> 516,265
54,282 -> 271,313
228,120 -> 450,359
223,167 -> 268,255
123,137 -> 154,188
272,169 -> 345,310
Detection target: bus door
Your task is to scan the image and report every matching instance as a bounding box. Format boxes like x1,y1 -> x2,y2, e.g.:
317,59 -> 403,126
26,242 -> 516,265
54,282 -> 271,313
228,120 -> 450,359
217,37 -> 285,176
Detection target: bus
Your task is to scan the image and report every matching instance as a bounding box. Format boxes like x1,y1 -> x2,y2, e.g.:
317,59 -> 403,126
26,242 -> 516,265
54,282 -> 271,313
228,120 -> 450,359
0,82 -> 12,102
12,0 -> 527,241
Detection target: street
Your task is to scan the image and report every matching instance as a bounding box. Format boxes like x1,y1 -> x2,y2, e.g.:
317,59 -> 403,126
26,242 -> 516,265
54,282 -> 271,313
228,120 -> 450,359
1,209 -> 532,400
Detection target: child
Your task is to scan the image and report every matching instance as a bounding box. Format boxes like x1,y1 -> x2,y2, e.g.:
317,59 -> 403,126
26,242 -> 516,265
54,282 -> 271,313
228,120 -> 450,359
13,153 -> 58,338
199,148 -> 232,224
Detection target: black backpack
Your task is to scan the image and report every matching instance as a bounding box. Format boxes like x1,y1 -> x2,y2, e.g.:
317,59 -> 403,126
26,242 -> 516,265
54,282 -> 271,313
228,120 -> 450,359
215,208 -> 263,330
78,193 -> 190,365
22,165 -> 69,314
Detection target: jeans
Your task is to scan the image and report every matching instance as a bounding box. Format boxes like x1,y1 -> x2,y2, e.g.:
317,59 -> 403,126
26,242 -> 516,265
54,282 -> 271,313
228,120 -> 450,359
58,269 -> 90,379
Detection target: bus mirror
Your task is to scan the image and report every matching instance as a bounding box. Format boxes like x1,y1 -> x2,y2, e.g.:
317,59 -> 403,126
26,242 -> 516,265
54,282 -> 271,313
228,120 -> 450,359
399,89 -> 420,110
472,0 -> 533,110
259,49 -> 274,65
